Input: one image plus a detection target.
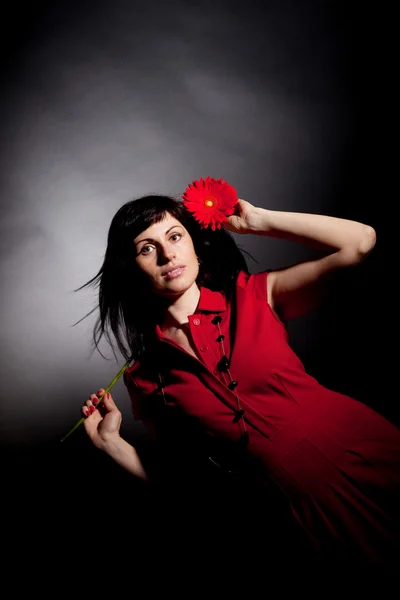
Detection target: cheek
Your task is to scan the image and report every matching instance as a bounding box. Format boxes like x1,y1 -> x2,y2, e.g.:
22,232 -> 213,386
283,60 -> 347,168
185,242 -> 197,261
187,254 -> 198,272
135,257 -> 146,273
135,258 -> 156,278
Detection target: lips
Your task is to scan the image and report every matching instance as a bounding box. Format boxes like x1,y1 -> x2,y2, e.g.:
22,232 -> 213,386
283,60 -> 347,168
162,265 -> 185,278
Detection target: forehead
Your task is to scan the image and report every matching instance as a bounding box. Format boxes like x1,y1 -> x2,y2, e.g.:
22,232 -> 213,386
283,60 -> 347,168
134,213 -> 184,243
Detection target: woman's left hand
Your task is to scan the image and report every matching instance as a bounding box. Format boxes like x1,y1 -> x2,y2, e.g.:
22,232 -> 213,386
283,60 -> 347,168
223,199 -> 258,234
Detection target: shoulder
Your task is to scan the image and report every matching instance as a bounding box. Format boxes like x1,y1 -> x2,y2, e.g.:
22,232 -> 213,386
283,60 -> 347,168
123,359 -> 141,384
236,269 -> 272,302
235,269 -> 284,323
123,356 -> 162,422
123,352 -> 158,393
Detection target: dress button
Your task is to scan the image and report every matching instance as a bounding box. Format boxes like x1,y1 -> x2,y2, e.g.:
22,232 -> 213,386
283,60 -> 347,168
193,318 -> 200,326
200,345 -> 208,352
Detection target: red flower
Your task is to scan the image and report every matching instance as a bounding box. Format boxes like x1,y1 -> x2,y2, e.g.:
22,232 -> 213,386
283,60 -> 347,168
182,177 -> 238,230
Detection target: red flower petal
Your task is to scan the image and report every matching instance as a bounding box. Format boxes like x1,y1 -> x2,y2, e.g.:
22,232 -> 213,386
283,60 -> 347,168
182,177 -> 238,230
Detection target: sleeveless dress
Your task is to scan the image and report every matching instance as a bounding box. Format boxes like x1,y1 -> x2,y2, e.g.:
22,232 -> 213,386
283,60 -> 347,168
123,270 -> 400,564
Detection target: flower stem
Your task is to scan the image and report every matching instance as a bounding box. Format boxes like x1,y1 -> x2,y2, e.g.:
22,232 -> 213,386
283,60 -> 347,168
60,360 -> 132,442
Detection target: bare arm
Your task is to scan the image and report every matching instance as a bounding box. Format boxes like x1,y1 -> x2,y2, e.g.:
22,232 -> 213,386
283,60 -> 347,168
83,388 -> 148,482
225,200 -> 376,321
101,435 -> 148,481
247,206 -> 376,255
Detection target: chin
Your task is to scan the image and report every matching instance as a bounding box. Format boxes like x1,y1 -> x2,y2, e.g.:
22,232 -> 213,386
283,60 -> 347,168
168,278 -> 194,294
158,272 -> 197,296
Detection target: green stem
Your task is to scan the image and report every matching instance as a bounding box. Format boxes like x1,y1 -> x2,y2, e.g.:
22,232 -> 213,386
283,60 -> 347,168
60,360 -> 132,443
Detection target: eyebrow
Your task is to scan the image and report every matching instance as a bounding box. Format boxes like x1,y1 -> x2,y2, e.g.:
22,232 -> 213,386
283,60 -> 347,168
134,225 -> 183,247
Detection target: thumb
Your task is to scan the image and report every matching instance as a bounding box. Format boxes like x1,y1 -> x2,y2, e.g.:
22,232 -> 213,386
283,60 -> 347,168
102,392 -> 117,412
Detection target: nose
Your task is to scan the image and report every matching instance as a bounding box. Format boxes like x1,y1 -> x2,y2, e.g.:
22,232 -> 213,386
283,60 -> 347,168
159,244 -> 175,264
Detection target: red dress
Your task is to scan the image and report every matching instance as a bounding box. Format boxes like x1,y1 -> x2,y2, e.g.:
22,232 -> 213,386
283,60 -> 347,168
124,270 -> 400,563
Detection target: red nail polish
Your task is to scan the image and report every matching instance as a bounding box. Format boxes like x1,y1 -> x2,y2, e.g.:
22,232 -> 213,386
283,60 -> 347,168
93,397 -> 99,405
90,405 -> 95,413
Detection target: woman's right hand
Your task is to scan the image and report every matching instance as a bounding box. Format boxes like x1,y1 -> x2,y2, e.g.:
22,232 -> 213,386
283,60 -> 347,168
82,388 -> 122,450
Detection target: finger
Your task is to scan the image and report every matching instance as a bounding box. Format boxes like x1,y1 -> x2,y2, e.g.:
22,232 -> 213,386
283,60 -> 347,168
103,392 -> 117,410
90,394 -> 102,408
83,395 -> 99,416
83,408 -> 102,437
82,404 -> 97,417
92,390 -> 108,409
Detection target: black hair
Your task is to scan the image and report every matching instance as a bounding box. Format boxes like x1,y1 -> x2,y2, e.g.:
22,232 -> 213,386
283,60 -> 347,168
73,195 -> 253,362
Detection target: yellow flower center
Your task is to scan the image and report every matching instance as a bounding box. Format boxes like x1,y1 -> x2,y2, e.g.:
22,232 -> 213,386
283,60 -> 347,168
204,198 -> 214,207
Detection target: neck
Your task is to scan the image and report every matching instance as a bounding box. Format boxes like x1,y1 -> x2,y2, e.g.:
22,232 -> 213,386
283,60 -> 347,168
160,283 -> 201,330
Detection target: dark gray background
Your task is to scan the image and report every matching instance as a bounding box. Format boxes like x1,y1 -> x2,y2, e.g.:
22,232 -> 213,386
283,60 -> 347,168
1,0 -> 395,574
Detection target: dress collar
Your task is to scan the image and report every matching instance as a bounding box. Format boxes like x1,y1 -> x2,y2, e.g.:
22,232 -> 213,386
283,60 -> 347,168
196,286 -> 227,313
155,286 -> 226,340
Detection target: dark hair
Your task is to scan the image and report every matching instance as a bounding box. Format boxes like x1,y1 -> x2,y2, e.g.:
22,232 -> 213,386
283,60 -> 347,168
73,195 -> 253,362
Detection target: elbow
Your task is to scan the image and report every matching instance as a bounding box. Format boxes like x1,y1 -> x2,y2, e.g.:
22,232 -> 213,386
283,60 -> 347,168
358,225 -> 377,257
341,226 -> 377,266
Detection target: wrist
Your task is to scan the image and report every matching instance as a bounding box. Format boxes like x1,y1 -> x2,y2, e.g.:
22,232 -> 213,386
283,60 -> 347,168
101,433 -> 125,456
102,435 -> 148,481
247,206 -> 272,234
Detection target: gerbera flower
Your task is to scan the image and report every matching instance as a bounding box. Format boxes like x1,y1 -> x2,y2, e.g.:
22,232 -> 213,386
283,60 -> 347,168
182,177 -> 238,230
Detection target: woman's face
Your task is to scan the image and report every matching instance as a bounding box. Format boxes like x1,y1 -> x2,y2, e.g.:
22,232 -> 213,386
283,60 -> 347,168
133,212 -> 199,298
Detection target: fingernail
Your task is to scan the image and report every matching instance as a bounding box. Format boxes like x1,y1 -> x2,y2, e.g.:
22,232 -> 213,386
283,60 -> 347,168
84,409 -> 90,417
93,397 -> 99,405
89,405 -> 95,413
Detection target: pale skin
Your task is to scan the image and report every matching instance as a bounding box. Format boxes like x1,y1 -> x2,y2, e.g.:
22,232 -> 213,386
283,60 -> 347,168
82,200 -> 376,480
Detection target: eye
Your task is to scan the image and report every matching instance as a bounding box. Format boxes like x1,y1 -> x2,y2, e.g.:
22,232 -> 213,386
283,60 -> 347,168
139,245 -> 154,256
170,233 -> 182,242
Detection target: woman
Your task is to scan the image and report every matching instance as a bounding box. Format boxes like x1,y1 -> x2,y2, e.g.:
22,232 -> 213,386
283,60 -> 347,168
78,193 -> 400,564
